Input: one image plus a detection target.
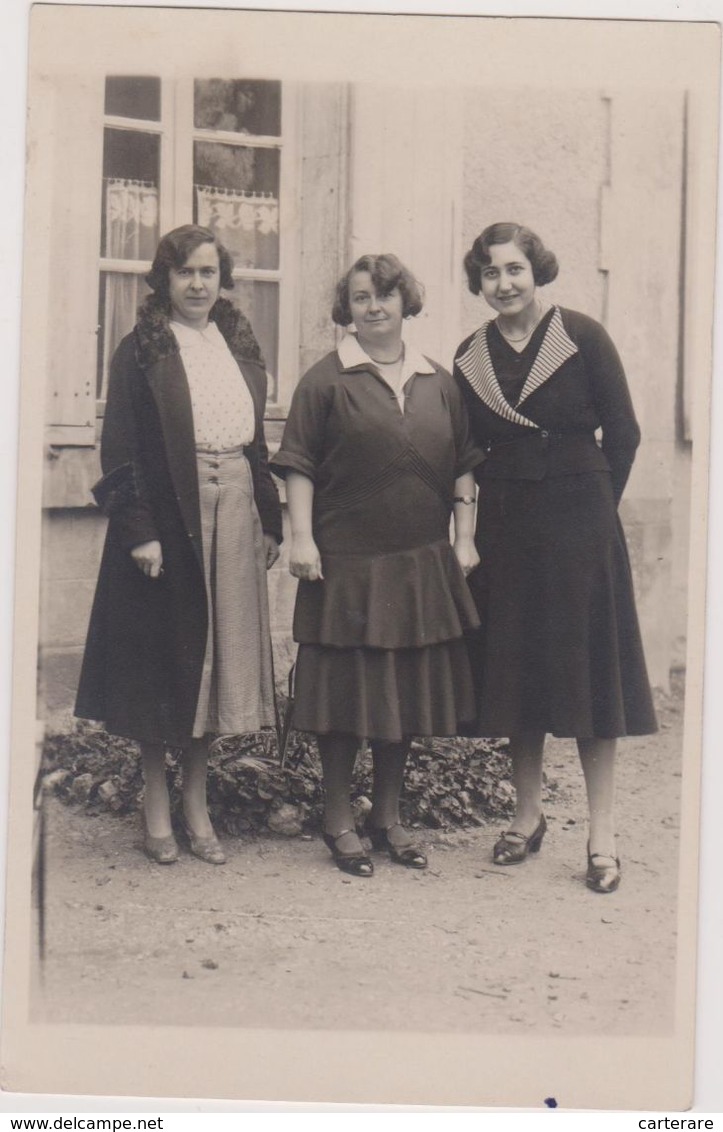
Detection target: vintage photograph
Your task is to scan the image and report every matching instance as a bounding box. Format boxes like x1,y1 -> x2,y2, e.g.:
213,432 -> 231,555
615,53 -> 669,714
0,2 -> 719,1110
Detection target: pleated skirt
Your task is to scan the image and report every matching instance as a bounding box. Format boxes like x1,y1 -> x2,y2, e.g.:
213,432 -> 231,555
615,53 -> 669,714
193,448 -> 275,737
466,471 -> 657,739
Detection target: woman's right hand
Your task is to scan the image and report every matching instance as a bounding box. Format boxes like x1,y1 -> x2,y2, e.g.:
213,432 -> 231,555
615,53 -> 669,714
453,535 -> 481,577
289,535 -> 324,582
131,539 -> 164,579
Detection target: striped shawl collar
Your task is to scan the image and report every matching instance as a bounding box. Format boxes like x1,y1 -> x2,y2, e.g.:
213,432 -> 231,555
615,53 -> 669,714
456,305 -> 578,428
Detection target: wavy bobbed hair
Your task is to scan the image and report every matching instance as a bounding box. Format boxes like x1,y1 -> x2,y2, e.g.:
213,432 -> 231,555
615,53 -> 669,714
463,223 -> 559,295
332,254 -> 425,327
145,224 -> 235,303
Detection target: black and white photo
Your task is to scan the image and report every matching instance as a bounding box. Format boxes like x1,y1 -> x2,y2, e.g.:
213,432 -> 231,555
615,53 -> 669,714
0,1 -> 721,1112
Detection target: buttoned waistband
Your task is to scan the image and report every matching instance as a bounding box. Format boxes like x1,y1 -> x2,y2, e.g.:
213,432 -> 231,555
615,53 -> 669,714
482,430 -> 594,452
195,445 -> 246,457
195,447 -> 250,487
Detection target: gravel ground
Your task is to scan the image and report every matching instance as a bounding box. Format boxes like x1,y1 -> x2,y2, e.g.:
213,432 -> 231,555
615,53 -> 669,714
30,687 -> 682,1037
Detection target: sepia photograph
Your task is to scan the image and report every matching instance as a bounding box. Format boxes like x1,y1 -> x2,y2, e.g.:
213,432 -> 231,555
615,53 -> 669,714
0,0 -> 721,1112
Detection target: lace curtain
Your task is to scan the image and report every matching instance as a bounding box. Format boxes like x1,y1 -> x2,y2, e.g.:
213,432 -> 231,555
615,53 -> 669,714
99,181 -> 280,396
196,185 -> 279,270
100,179 -> 159,396
197,185 -> 280,379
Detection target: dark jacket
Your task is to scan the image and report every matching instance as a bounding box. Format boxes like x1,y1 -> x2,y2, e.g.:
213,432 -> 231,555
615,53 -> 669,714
75,296 -> 282,744
453,306 -> 641,503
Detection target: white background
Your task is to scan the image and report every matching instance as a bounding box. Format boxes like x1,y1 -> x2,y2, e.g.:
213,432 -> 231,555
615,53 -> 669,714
1,0 -> 721,1118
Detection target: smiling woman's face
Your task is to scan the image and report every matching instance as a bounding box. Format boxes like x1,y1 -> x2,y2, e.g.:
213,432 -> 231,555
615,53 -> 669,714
168,241 -> 221,329
479,241 -> 537,318
349,270 -> 404,349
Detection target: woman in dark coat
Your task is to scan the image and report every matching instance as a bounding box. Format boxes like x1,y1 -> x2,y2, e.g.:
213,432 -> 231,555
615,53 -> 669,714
76,225 -> 282,865
453,222 -> 657,893
271,254 -> 482,877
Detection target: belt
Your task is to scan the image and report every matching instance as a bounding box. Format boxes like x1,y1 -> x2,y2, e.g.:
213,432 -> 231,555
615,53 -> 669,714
483,430 -> 592,452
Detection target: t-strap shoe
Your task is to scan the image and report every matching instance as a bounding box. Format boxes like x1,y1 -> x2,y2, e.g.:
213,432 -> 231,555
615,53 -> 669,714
493,814 -> 547,865
322,829 -> 374,877
365,821 -> 428,869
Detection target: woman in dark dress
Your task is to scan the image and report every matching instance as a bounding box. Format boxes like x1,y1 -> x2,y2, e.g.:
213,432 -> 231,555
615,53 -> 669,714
271,254 -> 483,877
76,225 -> 282,866
453,222 -> 657,893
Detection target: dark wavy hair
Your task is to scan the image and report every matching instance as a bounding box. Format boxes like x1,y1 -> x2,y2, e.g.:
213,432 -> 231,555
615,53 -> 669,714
145,224 -> 235,303
463,223 -> 559,294
332,254 -> 424,327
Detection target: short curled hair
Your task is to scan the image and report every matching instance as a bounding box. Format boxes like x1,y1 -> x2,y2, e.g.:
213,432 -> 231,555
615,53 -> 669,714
332,254 -> 424,326
145,224 -> 235,302
463,223 -> 559,294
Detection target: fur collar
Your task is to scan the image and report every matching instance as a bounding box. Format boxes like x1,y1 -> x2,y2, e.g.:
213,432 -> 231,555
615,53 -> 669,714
133,295 -> 264,369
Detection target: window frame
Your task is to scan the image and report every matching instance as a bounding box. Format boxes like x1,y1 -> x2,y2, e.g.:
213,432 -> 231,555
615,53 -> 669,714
96,77 -> 300,419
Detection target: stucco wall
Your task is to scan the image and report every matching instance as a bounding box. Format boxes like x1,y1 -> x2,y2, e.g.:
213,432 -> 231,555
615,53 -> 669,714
602,90 -> 685,690
460,90 -> 608,335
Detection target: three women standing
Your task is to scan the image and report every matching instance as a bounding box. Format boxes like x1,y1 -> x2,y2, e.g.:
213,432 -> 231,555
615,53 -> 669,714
272,255 -> 482,876
77,218 -> 656,894
453,222 -> 657,892
76,224 -> 282,865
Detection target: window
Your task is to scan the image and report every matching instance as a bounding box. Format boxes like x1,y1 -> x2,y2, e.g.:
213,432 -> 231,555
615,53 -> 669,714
97,76 -> 298,411
98,77 -> 161,400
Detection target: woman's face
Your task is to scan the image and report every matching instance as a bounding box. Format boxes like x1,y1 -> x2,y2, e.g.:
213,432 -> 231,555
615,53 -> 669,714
480,241 -> 537,318
349,270 -> 404,350
168,241 -> 222,329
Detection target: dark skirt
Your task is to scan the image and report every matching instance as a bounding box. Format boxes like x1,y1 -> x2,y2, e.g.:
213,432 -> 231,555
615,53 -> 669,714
292,638 -> 476,743
466,471 -> 657,739
290,538 -> 479,742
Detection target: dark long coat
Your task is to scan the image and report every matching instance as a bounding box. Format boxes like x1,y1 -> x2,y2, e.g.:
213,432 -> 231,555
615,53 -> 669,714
75,296 -> 282,745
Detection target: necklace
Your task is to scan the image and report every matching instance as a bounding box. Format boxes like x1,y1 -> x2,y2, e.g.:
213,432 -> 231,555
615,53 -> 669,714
368,346 -> 404,365
498,301 -> 542,343
500,326 -> 535,343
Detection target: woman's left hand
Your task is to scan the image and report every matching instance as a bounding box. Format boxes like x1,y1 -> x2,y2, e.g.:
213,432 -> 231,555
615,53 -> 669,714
264,534 -> 281,570
453,536 -> 480,577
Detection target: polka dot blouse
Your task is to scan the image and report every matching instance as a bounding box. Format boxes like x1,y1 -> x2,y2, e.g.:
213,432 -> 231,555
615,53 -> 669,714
171,319 -> 256,450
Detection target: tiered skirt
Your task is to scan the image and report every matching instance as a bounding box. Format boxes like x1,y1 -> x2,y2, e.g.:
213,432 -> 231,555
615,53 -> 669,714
291,538 -> 479,742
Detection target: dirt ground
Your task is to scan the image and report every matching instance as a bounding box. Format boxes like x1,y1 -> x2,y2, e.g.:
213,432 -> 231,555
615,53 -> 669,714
31,688 -> 683,1036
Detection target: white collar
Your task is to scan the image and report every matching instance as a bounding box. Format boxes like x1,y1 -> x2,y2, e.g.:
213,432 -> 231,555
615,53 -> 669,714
337,332 -> 436,381
170,319 -> 225,348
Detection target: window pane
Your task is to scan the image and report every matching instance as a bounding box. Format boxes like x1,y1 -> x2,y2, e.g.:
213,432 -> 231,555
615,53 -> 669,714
105,76 -> 161,121
101,129 -> 160,258
194,142 -> 279,269
97,272 -> 151,398
194,80 -> 281,136
194,140 -> 279,193
230,281 -> 279,400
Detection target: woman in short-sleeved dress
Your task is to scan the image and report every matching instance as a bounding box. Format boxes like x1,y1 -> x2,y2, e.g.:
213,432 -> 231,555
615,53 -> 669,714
271,254 -> 483,877
453,223 -> 657,893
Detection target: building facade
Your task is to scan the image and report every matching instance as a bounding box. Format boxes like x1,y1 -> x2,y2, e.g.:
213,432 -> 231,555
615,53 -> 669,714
35,76 -> 696,727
